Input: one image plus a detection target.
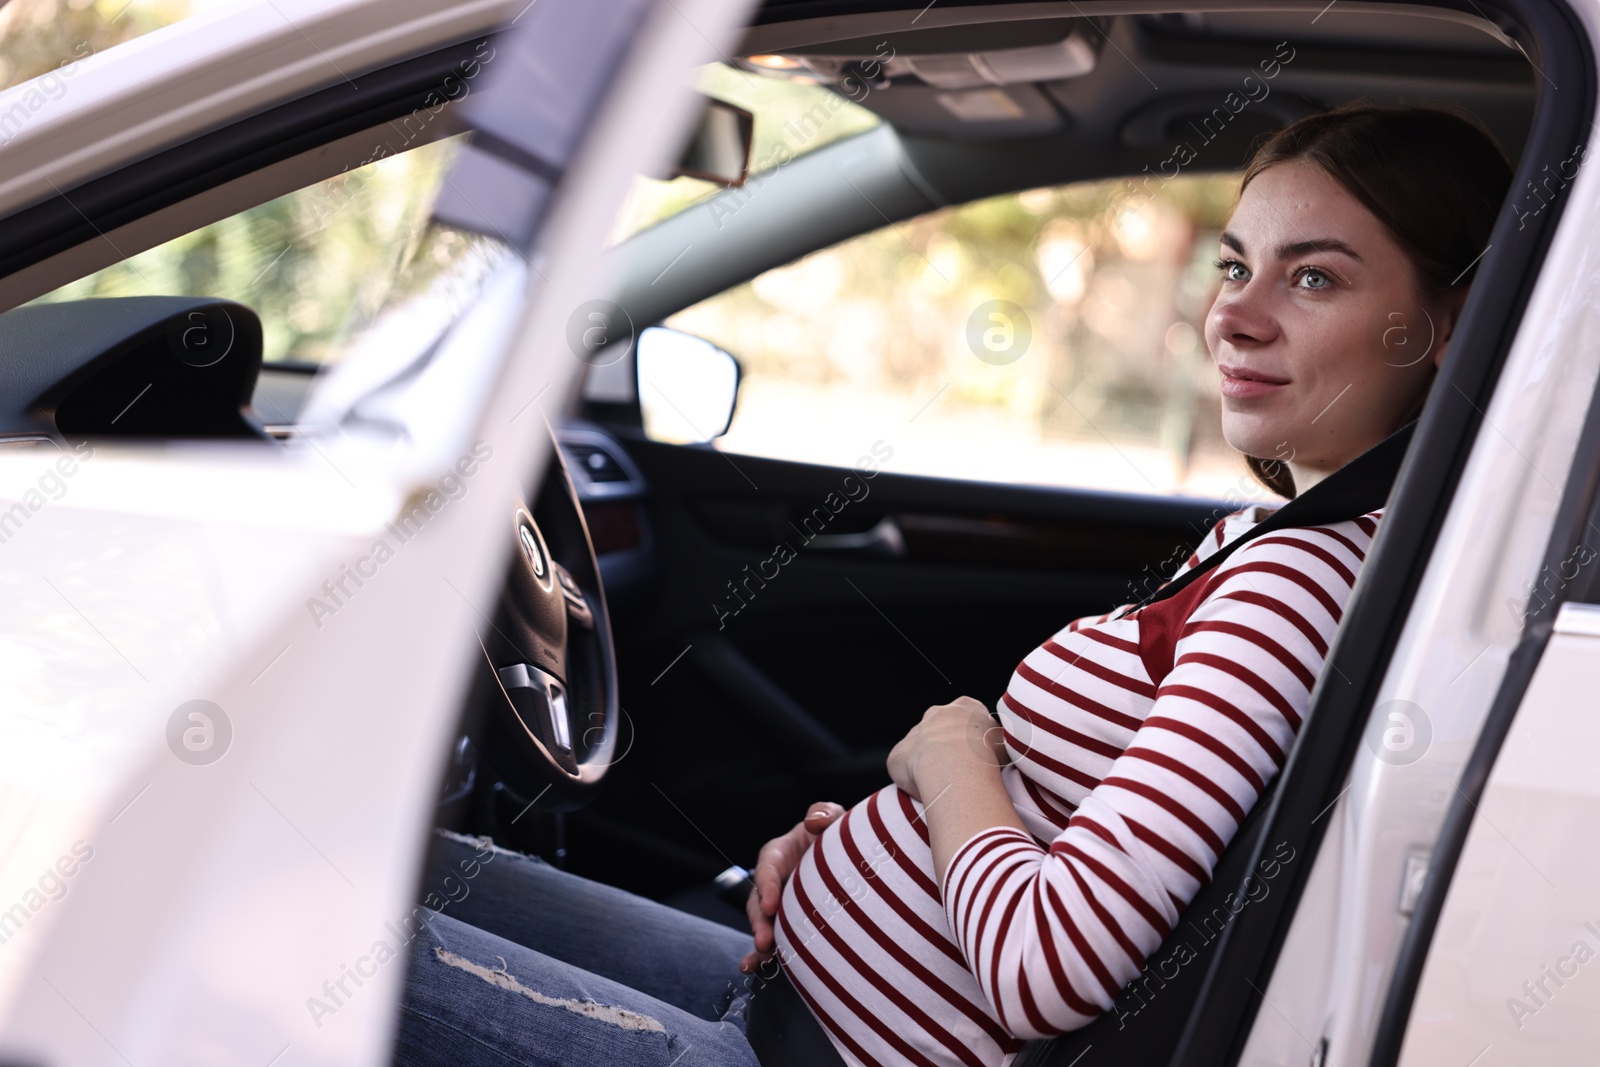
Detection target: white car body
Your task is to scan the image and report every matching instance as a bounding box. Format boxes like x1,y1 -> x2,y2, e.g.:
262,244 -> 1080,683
0,0 -> 751,1064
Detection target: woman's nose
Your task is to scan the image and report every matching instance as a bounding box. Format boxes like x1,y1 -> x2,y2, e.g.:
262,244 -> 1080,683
1210,288 -> 1279,347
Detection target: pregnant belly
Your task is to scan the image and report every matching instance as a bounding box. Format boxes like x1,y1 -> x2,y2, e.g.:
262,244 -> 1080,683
772,784 -> 1022,1067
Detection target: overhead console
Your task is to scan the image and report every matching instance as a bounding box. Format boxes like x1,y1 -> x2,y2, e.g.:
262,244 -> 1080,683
732,8 -> 1531,146
0,297 -> 270,442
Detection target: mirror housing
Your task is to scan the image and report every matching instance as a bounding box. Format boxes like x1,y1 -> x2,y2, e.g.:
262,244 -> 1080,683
636,326 -> 741,443
667,95 -> 753,187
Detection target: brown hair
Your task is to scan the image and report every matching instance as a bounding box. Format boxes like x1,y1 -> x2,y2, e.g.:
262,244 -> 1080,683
1233,103 -> 1513,498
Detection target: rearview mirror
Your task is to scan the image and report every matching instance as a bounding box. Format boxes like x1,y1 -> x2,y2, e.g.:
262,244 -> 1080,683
636,326 -> 741,443
667,95 -> 753,187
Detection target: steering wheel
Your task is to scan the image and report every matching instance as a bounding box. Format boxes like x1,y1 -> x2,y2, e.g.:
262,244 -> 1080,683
471,435 -> 619,811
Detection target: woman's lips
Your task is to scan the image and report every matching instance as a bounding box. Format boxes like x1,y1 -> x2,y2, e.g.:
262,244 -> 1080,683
1218,363 -> 1290,400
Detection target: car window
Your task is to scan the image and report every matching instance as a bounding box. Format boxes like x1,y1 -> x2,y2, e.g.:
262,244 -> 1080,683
665,173 -> 1250,499
30,133 -> 510,366
0,0 -> 205,94
609,62 -> 880,243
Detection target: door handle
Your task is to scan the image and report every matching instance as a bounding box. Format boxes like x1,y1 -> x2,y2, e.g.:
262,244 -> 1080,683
806,517 -> 905,557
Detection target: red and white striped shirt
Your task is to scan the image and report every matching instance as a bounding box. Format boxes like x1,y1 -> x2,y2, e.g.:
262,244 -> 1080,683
773,505 -> 1382,1067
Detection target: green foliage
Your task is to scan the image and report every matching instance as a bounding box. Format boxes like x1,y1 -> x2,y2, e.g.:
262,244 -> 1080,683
0,0 -> 192,90
34,138 -> 482,364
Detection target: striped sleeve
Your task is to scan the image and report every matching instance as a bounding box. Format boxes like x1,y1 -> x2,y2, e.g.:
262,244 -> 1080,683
942,520 -> 1372,1038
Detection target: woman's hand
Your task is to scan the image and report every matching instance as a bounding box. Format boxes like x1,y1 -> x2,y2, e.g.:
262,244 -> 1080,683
888,697 -> 1026,887
887,696 -> 1008,803
740,801 -> 845,973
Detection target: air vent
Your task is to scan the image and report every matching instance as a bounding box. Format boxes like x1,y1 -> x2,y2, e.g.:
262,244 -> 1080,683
563,442 -> 631,483
558,427 -> 645,500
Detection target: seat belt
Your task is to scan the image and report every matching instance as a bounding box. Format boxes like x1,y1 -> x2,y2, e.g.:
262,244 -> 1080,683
745,967 -> 850,1067
1138,420 -> 1415,609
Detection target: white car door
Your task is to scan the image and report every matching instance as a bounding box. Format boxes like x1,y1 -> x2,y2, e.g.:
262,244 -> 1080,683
0,1 -> 751,1065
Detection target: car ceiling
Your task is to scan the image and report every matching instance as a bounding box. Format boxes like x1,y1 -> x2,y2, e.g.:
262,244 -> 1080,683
737,4 -> 1534,165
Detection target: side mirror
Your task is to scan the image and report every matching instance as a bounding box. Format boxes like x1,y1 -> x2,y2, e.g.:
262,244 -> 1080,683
668,95 -> 754,187
636,326 -> 741,443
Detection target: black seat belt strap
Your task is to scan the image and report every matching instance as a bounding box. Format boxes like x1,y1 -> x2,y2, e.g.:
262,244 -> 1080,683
1139,420 -> 1415,609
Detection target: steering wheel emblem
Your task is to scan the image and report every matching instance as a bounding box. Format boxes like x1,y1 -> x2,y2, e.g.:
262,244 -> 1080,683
518,520 -> 547,578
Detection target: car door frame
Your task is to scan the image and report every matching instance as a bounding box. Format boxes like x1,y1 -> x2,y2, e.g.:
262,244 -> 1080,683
0,0 -> 759,1063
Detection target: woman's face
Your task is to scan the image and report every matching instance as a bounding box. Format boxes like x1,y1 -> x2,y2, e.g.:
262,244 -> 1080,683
1204,159 -> 1451,484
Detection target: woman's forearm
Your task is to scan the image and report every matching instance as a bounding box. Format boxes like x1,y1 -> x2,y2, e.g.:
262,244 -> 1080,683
915,751 -> 1029,889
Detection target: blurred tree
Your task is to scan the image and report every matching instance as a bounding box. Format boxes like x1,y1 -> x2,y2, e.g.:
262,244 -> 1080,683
0,0 -> 192,91
34,137 -> 500,364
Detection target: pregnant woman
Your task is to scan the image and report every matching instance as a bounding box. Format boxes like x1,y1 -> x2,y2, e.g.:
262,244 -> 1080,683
394,103 -> 1511,1067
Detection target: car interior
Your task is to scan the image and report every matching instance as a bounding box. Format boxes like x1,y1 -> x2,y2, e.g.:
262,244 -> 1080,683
0,0 -> 1578,1063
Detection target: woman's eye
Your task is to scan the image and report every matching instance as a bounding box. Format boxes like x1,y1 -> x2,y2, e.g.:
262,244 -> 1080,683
1216,259 -> 1250,282
1297,268 -> 1331,290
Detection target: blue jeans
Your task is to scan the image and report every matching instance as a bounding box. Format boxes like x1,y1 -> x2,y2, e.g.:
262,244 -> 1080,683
393,830 -> 765,1067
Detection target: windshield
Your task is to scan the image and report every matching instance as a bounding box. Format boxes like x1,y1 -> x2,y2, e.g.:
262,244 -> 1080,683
609,62 -> 880,243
